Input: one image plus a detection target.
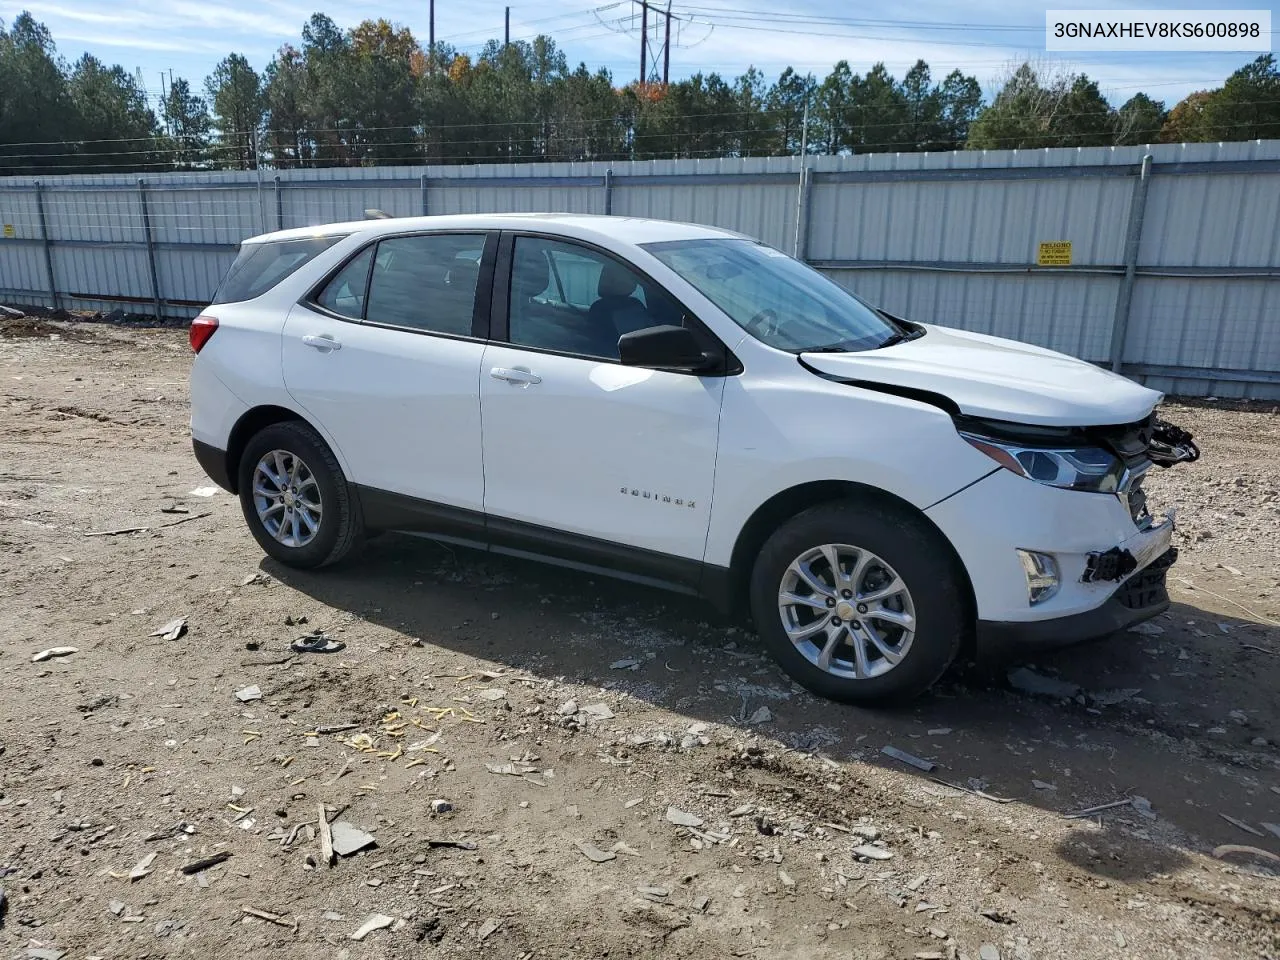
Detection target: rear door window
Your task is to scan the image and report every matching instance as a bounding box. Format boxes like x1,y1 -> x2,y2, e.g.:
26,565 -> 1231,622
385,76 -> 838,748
314,247 -> 374,319
364,233 -> 486,336
213,235 -> 346,304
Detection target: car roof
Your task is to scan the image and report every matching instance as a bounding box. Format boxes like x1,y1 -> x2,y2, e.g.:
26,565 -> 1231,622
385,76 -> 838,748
244,213 -> 749,248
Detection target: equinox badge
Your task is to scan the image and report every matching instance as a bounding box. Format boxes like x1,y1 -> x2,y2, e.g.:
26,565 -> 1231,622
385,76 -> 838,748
621,487 -> 696,509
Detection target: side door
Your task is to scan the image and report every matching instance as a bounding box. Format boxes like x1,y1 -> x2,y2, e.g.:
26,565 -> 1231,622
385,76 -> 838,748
479,232 -> 729,587
282,231 -> 496,527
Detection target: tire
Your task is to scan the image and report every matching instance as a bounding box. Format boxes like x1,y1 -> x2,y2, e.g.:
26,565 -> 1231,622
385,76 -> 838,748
237,420 -> 363,569
749,499 -> 967,705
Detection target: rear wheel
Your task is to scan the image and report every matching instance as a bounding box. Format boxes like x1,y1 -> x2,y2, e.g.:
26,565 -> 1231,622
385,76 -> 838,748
749,499 -> 966,705
237,421 -> 362,568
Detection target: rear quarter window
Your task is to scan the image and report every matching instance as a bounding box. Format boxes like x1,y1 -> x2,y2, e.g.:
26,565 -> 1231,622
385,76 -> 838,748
212,236 -> 347,304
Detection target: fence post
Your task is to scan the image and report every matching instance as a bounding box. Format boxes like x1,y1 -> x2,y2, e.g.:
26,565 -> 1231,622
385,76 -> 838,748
794,165 -> 813,260
420,172 -> 429,215
1109,154 -> 1153,372
603,169 -> 614,216
33,180 -> 59,311
274,175 -> 284,231
137,179 -> 163,321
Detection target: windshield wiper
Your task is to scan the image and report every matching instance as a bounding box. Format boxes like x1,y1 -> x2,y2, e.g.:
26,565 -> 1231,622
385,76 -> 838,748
878,325 -> 924,349
806,343 -> 853,353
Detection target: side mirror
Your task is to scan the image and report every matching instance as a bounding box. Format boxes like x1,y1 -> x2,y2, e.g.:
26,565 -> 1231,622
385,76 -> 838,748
618,325 -> 712,372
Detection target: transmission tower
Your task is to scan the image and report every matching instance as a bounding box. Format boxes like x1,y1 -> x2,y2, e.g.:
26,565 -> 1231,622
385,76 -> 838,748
635,0 -> 674,85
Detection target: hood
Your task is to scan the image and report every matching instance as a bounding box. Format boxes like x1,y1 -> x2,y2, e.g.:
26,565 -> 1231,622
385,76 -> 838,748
801,325 -> 1162,427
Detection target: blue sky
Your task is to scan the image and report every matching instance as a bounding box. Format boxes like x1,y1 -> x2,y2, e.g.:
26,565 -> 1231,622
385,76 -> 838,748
0,0 -> 1269,110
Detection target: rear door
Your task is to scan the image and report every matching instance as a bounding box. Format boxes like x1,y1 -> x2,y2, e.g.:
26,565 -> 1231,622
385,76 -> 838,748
282,231 -> 496,523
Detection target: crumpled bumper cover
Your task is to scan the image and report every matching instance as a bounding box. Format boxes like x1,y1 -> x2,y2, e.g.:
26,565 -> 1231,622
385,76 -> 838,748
1084,509 -> 1175,584
978,547 -> 1178,654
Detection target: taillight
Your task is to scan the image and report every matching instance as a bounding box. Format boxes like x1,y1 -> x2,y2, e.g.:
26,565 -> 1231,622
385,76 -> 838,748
190,315 -> 218,353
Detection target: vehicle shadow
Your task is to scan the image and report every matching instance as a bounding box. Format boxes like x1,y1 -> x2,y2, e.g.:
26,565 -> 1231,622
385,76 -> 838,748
264,533 -> 1280,882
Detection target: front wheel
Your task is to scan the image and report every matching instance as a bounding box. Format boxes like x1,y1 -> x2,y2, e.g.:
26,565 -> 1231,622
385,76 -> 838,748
237,420 -> 363,568
749,500 -> 967,705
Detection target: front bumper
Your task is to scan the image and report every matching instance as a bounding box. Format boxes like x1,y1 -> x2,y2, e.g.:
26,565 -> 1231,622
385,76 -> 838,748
977,547 -> 1176,654
926,466 -> 1177,624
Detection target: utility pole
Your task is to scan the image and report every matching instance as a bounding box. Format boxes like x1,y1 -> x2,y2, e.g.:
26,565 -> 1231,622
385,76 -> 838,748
793,95 -> 810,257
639,2 -> 647,87
505,6 -> 510,46
160,73 -> 169,136
663,0 -> 671,84
429,0 -> 435,66
799,94 -> 809,159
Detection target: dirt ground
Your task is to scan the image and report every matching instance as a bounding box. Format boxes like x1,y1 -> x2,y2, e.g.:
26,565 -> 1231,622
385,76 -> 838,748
1,323 -> 1277,960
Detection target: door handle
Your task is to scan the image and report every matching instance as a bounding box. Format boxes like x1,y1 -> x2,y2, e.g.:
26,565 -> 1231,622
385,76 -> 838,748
489,366 -> 541,385
302,334 -> 342,351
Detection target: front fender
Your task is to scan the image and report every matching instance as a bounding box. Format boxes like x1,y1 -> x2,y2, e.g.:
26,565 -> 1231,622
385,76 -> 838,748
703,376 -> 995,567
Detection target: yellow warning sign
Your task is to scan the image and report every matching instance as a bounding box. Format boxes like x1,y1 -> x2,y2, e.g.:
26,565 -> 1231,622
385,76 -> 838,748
2,224 -> 14,239
1037,240 -> 1071,266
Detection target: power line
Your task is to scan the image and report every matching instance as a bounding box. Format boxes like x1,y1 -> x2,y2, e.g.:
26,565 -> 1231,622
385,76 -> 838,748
440,3 -> 624,44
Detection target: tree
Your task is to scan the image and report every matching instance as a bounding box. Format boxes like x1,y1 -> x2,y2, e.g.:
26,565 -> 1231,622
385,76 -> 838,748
967,63 -> 1053,149
1160,90 -> 1214,142
1053,74 -> 1115,146
765,67 -> 815,156
1203,54 -> 1280,141
548,63 -> 623,161
8,12 -> 1280,171
205,54 -> 263,169
937,70 -> 982,149
300,14 -> 353,164
1115,93 -> 1166,145
345,18 -> 423,164
67,54 -> 159,171
468,39 -> 539,159
263,46 -> 308,167
161,78 -> 211,168
967,62 -> 1117,150
418,45 -> 474,162
734,66 -> 770,156
630,72 -> 739,159
850,63 -> 908,152
900,60 -> 941,150
814,60 -> 854,154
0,13 -> 75,174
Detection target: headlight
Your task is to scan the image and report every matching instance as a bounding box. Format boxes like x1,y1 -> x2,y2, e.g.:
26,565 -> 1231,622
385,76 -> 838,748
961,434 -> 1125,493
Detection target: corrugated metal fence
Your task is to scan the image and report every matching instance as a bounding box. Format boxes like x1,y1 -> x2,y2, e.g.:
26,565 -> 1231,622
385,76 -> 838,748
1,141 -> 1278,398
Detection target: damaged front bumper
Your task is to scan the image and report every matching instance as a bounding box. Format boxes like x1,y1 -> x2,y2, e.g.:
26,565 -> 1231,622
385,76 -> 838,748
1083,508 -> 1176,583
977,507 -> 1177,654
978,546 -> 1177,652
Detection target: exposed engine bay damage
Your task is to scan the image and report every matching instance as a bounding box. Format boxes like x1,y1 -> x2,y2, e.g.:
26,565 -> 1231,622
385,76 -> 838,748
949,409 -> 1201,476
1148,417 -> 1200,468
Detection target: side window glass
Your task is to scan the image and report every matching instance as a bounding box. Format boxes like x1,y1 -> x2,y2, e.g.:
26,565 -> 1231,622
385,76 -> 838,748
547,249 -> 603,310
314,246 -> 373,319
508,236 -> 683,361
365,233 -> 486,335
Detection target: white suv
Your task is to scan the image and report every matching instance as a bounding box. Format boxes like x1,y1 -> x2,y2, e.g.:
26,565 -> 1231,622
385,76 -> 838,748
189,214 -> 1198,704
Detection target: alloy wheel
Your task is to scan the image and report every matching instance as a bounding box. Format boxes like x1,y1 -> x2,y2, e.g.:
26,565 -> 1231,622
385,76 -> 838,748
251,449 -> 323,548
777,543 -> 916,680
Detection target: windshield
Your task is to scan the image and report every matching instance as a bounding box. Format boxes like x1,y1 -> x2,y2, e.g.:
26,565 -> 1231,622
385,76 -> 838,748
643,238 -> 902,352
